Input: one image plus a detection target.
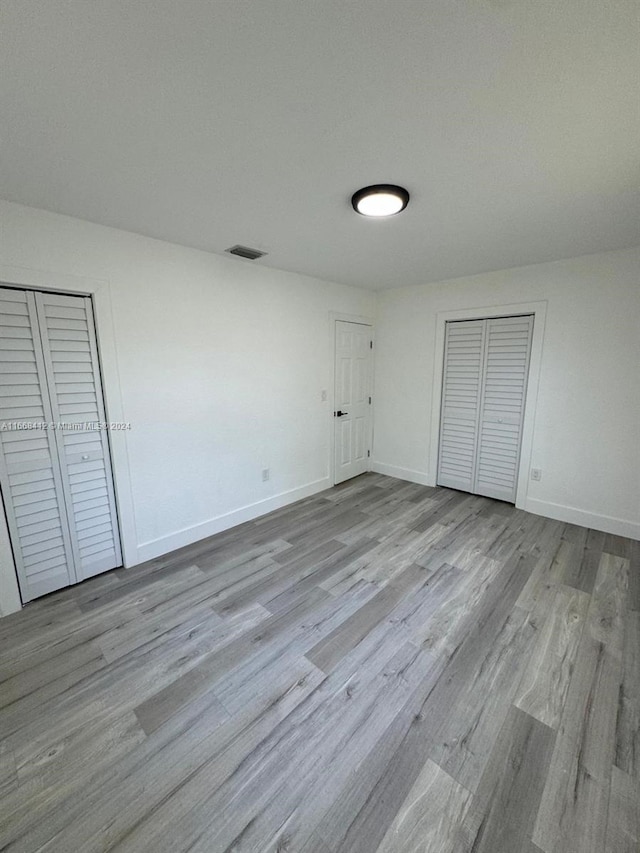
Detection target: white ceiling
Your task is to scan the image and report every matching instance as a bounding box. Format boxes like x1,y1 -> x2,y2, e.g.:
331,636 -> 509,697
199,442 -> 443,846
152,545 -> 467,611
1,1 -> 638,290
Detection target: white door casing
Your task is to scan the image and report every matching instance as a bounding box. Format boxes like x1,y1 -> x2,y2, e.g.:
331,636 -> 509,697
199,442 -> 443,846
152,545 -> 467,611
334,320 -> 372,485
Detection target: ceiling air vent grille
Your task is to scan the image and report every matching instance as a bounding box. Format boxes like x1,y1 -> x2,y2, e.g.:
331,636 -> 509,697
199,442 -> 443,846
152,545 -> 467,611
226,245 -> 267,260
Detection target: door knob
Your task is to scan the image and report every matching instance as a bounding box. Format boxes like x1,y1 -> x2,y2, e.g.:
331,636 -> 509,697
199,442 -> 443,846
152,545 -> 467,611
335,410 -> 348,417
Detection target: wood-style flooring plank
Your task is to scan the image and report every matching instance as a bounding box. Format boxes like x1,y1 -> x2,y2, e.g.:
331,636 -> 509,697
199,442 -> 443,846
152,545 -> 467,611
374,759 -> 472,853
307,561 -> 430,673
615,609 -> 640,778
587,551 -> 629,659
533,633 -> 621,853
514,583 -> 590,729
454,706 -> 556,853
605,765 -> 639,853
628,540 -> 640,611
262,537 -> 377,614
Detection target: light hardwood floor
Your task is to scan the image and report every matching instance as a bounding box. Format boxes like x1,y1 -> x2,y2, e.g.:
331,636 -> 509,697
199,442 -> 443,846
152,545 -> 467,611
0,473 -> 638,852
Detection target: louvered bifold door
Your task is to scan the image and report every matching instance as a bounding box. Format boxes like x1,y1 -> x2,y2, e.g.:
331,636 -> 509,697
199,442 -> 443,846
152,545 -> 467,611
437,320 -> 486,492
34,292 -> 122,582
0,288 -> 77,600
474,315 -> 533,502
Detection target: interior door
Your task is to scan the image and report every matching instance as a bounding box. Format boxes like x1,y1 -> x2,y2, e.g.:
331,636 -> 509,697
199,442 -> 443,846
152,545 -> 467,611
35,291 -> 122,581
0,288 -> 78,600
437,319 -> 485,493
474,315 -> 533,502
0,285 -> 122,602
334,320 -> 372,484
437,314 -> 533,504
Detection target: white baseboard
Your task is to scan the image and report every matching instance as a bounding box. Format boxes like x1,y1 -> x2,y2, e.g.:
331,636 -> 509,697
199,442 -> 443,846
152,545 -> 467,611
371,462 -> 433,487
135,477 -> 332,564
523,497 -> 640,540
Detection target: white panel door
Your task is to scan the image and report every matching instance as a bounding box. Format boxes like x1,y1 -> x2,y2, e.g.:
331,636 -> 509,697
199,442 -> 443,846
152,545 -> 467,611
437,315 -> 533,504
35,292 -> 122,581
475,315 -> 533,502
334,320 -> 372,485
0,288 -> 77,600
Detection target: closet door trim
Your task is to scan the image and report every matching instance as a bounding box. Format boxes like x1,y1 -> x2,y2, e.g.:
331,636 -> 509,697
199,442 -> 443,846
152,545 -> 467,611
428,301 -> 548,509
0,267 -> 136,616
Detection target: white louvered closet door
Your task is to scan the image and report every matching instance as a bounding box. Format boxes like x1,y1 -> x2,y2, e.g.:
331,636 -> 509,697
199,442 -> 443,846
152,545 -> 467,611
0,286 -> 121,602
475,316 -> 533,502
0,288 -> 78,600
437,320 -> 486,493
34,292 -> 122,583
437,315 -> 533,504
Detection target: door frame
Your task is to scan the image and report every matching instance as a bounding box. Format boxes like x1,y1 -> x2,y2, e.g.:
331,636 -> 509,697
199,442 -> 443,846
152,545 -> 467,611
428,300 -> 547,509
329,311 -> 375,487
0,264 -> 137,614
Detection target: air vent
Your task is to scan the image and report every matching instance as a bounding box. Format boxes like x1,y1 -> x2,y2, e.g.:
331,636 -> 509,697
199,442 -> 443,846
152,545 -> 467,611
225,245 -> 267,261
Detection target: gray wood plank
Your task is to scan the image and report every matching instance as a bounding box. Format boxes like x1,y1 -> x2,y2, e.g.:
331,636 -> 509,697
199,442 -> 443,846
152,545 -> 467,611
429,600 -> 538,793
514,583 -> 590,729
587,551 -> 629,659
454,706 -> 555,853
615,609 -> 639,777
533,633 -> 621,853
0,740 -> 17,800
628,539 -> 640,612
605,765 -> 639,853
375,759 -> 472,853
262,537 -> 378,614
307,561 -> 430,673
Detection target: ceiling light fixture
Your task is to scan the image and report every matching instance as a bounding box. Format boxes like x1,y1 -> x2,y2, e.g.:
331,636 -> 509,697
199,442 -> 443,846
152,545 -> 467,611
351,184 -> 410,217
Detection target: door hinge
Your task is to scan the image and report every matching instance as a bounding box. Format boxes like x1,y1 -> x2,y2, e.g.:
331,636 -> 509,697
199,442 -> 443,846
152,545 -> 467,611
368,396 -> 372,404
370,340 -> 373,349
367,450 -> 370,457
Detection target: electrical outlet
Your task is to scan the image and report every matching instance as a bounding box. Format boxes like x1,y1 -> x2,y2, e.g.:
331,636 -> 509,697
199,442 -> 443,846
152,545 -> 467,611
262,468 -> 270,482
531,468 -> 542,481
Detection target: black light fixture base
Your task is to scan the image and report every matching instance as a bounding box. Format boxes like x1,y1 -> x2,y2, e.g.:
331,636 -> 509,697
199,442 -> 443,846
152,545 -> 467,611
351,184 -> 410,216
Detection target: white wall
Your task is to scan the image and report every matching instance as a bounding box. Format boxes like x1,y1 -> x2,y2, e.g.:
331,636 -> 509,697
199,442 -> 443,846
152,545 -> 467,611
0,200 -> 374,615
373,247 -> 640,538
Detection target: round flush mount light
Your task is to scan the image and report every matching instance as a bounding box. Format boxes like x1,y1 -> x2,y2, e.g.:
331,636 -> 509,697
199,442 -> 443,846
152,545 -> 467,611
351,184 -> 410,217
